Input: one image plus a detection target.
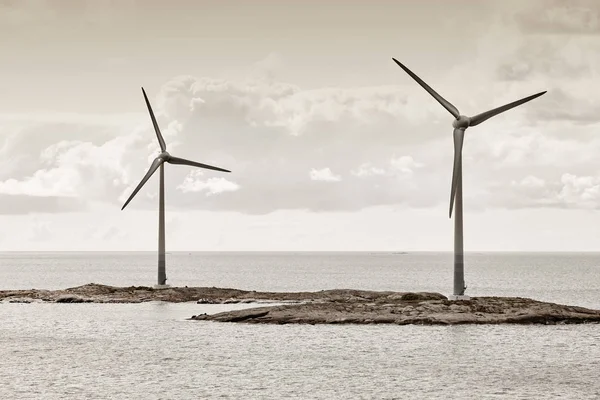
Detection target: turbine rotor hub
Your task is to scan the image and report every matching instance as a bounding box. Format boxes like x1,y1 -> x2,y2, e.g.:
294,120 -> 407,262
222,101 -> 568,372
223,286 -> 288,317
452,115 -> 471,129
159,151 -> 171,161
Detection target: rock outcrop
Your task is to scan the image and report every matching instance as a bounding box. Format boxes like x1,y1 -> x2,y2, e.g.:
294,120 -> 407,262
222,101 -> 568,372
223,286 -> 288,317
191,295 -> 600,325
0,283 -> 422,304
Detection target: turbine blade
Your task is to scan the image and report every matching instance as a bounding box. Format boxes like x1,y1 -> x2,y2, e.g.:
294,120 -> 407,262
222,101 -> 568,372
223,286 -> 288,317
168,156 -> 231,173
469,91 -> 547,127
449,128 -> 465,218
142,87 -> 167,152
121,158 -> 163,210
392,58 -> 460,119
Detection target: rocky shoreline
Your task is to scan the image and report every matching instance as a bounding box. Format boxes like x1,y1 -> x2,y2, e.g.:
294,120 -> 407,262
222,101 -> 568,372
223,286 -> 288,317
2,283 -> 599,325
0,283 -> 314,304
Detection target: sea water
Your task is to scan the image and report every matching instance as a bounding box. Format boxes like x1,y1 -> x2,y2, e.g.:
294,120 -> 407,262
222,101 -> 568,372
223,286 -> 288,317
1,252 -> 599,399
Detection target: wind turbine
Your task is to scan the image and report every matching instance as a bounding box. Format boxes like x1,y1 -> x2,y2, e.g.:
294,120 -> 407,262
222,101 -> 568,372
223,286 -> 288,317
121,88 -> 231,287
392,58 -> 546,299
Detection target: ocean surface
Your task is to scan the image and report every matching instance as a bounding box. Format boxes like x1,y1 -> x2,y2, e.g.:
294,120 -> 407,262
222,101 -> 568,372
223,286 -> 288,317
1,251 -> 599,399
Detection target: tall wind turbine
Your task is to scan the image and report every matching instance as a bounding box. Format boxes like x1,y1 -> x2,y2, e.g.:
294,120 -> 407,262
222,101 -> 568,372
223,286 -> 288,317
392,58 -> 546,299
121,88 -> 231,287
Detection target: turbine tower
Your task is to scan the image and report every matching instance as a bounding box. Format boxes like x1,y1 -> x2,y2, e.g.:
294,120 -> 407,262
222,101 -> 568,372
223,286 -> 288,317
392,58 -> 546,299
121,88 -> 231,287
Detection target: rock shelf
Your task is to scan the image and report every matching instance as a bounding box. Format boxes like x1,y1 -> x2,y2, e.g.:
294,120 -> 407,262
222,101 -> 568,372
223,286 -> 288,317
0,283 -> 405,304
191,294 -> 600,325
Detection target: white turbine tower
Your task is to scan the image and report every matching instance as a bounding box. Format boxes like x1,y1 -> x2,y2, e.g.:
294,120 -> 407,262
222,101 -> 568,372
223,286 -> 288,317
121,88 -> 231,287
392,58 -> 546,300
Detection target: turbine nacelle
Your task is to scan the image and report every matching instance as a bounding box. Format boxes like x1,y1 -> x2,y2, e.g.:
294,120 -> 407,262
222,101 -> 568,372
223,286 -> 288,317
452,116 -> 470,130
158,151 -> 171,162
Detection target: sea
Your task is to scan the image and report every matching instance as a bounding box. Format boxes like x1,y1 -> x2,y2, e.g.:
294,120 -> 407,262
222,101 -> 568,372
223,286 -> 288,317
0,251 -> 598,399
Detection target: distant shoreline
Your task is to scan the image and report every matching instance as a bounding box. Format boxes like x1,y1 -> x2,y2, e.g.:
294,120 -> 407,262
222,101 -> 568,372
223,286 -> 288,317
2,283 -> 599,326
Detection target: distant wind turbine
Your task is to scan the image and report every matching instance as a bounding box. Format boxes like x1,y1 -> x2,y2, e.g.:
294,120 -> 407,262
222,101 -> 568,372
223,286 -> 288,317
392,58 -> 546,299
121,88 -> 231,287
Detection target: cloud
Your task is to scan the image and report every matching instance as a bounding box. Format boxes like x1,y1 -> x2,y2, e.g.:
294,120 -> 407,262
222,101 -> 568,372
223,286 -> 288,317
350,156 -> 422,179
250,52 -> 285,82
89,225 -> 128,242
149,74 -> 460,213
517,175 -> 546,189
473,2 -> 600,127
529,88 -> 600,125
2,18 -> 600,217
309,168 -> 341,182
390,156 -> 423,175
0,194 -> 86,214
0,0 -> 139,27
556,173 -> 600,208
0,133 -> 143,202
0,69 -> 590,215
0,0 -> 56,26
177,170 -> 240,196
476,171 -> 600,211
515,1 -> 600,35
351,163 -> 386,178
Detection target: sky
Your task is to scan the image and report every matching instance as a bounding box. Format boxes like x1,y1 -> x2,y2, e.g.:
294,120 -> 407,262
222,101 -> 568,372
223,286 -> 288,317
1,0 -> 600,251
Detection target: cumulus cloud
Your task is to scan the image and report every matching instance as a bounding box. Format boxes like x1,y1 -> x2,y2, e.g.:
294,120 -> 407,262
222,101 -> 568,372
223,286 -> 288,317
0,133 -> 142,201
309,168 -> 341,182
390,156 -> 423,175
177,170 -> 240,196
350,156 -> 422,179
556,173 -> 600,208
476,171 -> 600,211
351,163 -> 386,178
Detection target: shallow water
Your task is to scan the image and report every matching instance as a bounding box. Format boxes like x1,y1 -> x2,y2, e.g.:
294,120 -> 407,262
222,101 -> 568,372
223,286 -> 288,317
1,252 -> 599,399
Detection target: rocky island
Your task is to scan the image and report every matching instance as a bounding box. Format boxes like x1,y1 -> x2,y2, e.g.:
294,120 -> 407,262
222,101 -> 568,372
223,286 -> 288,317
1,283 -> 599,325
192,294 -> 600,325
0,283 -> 308,304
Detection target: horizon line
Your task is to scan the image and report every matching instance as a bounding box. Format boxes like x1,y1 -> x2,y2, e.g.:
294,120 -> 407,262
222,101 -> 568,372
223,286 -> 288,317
2,250 -> 600,254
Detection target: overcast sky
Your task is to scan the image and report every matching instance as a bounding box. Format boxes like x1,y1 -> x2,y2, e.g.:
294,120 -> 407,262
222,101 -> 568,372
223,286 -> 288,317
1,0 -> 600,251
